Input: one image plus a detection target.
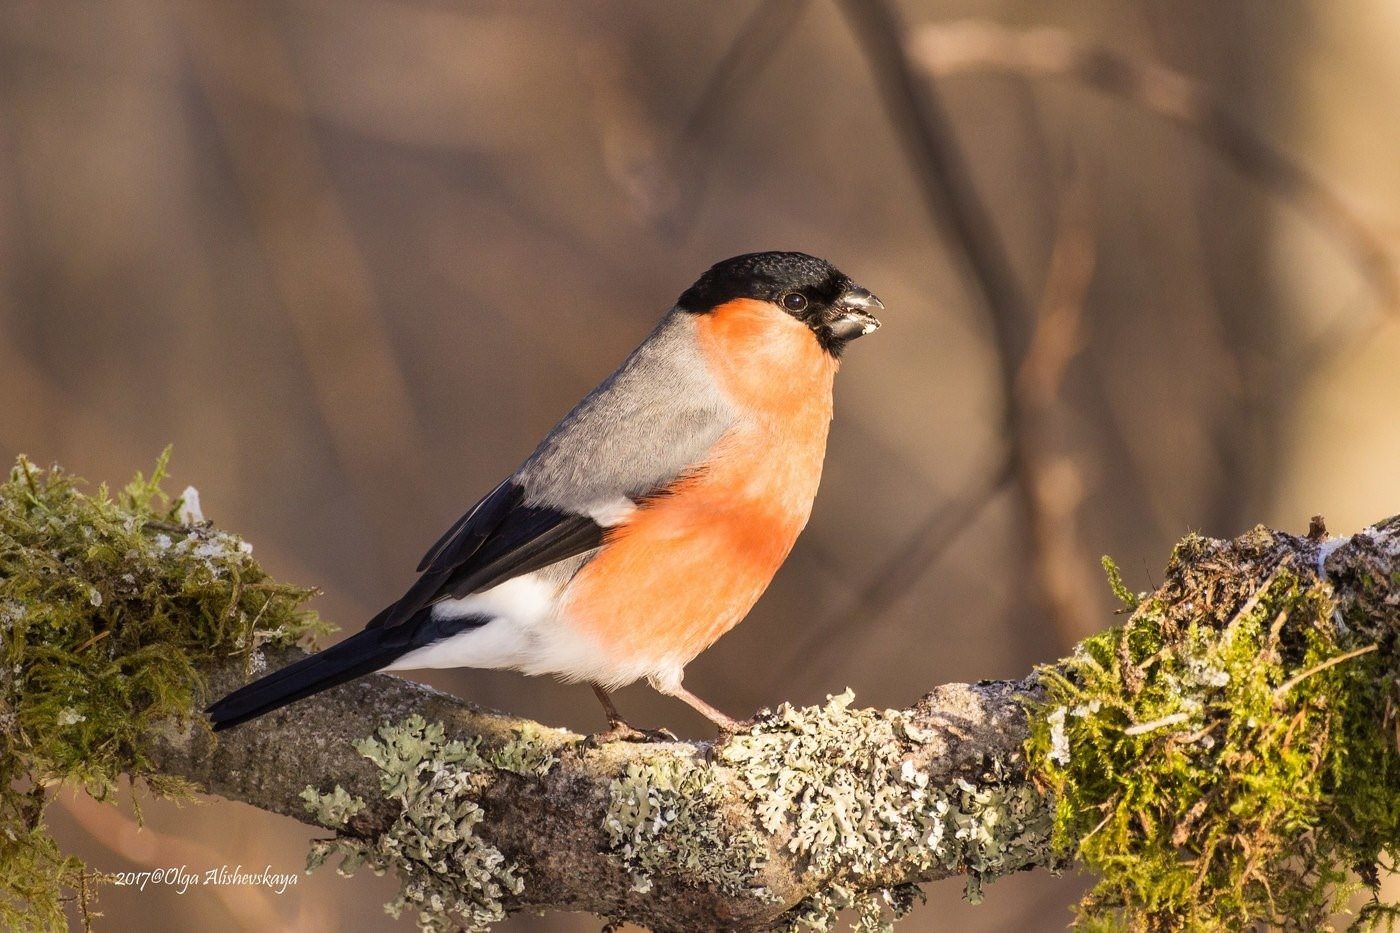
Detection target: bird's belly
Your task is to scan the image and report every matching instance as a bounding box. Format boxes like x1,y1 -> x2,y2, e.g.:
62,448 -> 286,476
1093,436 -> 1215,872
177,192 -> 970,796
556,421 -> 828,684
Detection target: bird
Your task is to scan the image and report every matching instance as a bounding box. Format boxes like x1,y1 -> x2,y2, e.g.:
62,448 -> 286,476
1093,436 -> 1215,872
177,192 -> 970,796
206,251 -> 882,738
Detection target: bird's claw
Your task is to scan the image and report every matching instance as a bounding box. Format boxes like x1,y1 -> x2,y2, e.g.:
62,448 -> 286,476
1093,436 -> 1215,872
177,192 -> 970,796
709,716 -> 757,747
587,721 -> 678,745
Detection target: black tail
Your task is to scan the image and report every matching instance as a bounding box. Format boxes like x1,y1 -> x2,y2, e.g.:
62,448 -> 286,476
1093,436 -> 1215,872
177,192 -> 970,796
206,626 -> 412,731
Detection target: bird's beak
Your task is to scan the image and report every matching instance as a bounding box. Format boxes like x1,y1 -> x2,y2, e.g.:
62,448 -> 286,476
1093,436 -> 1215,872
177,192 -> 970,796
827,287 -> 884,342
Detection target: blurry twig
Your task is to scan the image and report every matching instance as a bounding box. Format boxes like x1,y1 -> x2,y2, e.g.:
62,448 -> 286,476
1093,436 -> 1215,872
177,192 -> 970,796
912,20 -> 1400,537
1015,173 -> 1103,643
660,0 -> 811,235
780,452 -> 1014,679
907,19 -> 1400,315
587,0 -> 809,235
1289,288 -> 1384,378
1080,359 -> 1184,538
672,1 -> 811,158
837,0 -> 1092,647
178,3 -> 430,563
795,174 -> 1101,671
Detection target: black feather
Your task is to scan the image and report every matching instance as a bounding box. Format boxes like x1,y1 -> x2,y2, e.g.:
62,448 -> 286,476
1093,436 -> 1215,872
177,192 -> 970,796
676,251 -> 850,313
443,513 -> 604,597
205,612 -> 488,731
415,479 -> 515,574
209,480 -> 607,729
207,612 -> 492,730
374,491 -> 605,630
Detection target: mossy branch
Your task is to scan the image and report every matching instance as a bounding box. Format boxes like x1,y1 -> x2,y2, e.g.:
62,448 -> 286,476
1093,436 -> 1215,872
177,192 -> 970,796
5,456 -> 1400,931
149,655 -> 1044,931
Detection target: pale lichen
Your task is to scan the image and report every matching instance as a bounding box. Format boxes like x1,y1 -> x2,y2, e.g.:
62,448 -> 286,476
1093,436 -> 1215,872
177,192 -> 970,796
482,722 -> 558,779
304,715 -> 525,932
775,881 -> 922,933
596,688 -> 1053,931
299,784 -> 365,827
603,749 -> 770,898
720,689 -> 1054,931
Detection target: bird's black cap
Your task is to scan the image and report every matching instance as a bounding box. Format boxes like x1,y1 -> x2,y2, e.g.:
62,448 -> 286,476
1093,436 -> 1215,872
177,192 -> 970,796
678,251 -> 848,311
677,251 -> 882,354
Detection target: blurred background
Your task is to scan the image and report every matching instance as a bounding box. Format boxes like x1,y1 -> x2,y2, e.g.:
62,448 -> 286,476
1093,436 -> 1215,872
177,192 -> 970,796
4,0 -> 1399,929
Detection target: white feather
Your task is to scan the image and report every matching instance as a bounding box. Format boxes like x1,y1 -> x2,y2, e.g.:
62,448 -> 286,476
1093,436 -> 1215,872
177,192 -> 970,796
382,571 -> 661,689
383,575 -> 553,672
585,497 -> 638,526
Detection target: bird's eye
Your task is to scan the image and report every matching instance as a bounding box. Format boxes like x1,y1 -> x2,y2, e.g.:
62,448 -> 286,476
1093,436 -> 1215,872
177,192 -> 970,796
781,292 -> 808,312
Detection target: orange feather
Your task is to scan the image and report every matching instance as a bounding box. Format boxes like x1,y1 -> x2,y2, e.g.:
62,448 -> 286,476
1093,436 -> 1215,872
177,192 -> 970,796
561,299 -> 837,668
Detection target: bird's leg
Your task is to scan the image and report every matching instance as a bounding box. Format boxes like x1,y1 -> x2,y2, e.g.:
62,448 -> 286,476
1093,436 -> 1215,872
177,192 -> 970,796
670,685 -> 743,733
587,684 -> 675,744
647,673 -> 743,735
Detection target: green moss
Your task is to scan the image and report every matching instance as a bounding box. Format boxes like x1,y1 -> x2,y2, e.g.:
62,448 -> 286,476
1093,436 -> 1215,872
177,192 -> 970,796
305,715 -> 529,932
721,689 -> 1054,932
1100,556 -> 1141,610
1027,528 -> 1400,930
0,453 -> 325,928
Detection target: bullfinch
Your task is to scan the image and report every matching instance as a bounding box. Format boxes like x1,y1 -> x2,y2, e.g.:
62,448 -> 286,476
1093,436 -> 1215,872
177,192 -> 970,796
207,251 -> 882,737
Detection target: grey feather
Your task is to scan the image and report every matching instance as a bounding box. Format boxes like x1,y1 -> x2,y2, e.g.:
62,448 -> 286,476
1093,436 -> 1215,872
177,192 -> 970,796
515,309 -> 736,511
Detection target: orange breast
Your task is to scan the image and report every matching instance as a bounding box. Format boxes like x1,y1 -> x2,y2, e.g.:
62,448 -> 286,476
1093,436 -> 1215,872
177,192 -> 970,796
561,299 -> 837,670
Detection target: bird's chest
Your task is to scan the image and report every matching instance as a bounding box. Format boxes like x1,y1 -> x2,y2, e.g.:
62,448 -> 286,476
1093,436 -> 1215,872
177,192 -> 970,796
560,386 -> 834,672
676,297 -> 840,534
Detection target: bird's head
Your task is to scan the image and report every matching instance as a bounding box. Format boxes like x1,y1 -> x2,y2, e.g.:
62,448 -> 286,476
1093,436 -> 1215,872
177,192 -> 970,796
677,251 -> 883,356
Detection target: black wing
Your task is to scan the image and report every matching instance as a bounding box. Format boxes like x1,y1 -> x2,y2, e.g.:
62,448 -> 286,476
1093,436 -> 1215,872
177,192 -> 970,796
416,479 -> 514,574
368,481 -> 605,630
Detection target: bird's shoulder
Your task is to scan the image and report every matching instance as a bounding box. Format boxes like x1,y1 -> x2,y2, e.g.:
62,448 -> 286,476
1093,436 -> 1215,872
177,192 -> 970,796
515,309 -> 738,510
373,310 -> 739,629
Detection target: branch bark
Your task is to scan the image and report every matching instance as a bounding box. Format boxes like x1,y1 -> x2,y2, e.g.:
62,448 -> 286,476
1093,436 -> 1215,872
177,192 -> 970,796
150,654 -> 1042,930
131,514 -> 1400,930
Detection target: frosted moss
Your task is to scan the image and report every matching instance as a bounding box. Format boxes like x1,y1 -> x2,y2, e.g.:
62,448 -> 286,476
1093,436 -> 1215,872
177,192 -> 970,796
304,714 -> 567,932
1028,529 -> 1400,930
0,452 -> 325,928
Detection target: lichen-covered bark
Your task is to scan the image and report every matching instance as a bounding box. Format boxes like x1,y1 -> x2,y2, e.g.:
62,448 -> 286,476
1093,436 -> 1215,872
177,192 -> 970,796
149,658 -> 1046,930
131,516 -> 1400,930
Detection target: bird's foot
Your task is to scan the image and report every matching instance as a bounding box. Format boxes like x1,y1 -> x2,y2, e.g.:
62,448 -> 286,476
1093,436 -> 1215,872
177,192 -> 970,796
587,720 -> 678,745
709,717 -> 754,749
709,708 -> 774,748
713,716 -> 743,737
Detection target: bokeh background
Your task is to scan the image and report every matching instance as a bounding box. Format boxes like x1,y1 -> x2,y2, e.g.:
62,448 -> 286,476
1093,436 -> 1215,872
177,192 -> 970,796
4,0 -> 1400,929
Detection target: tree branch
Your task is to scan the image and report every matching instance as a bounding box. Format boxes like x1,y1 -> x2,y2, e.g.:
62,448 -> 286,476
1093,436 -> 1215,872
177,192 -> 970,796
9,459 -> 1399,929
138,514 -> 1400,931
150,653 -> 1045,930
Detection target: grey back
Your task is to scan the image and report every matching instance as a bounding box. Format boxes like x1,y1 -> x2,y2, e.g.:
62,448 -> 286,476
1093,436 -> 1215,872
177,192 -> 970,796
514,309 -> 737,512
